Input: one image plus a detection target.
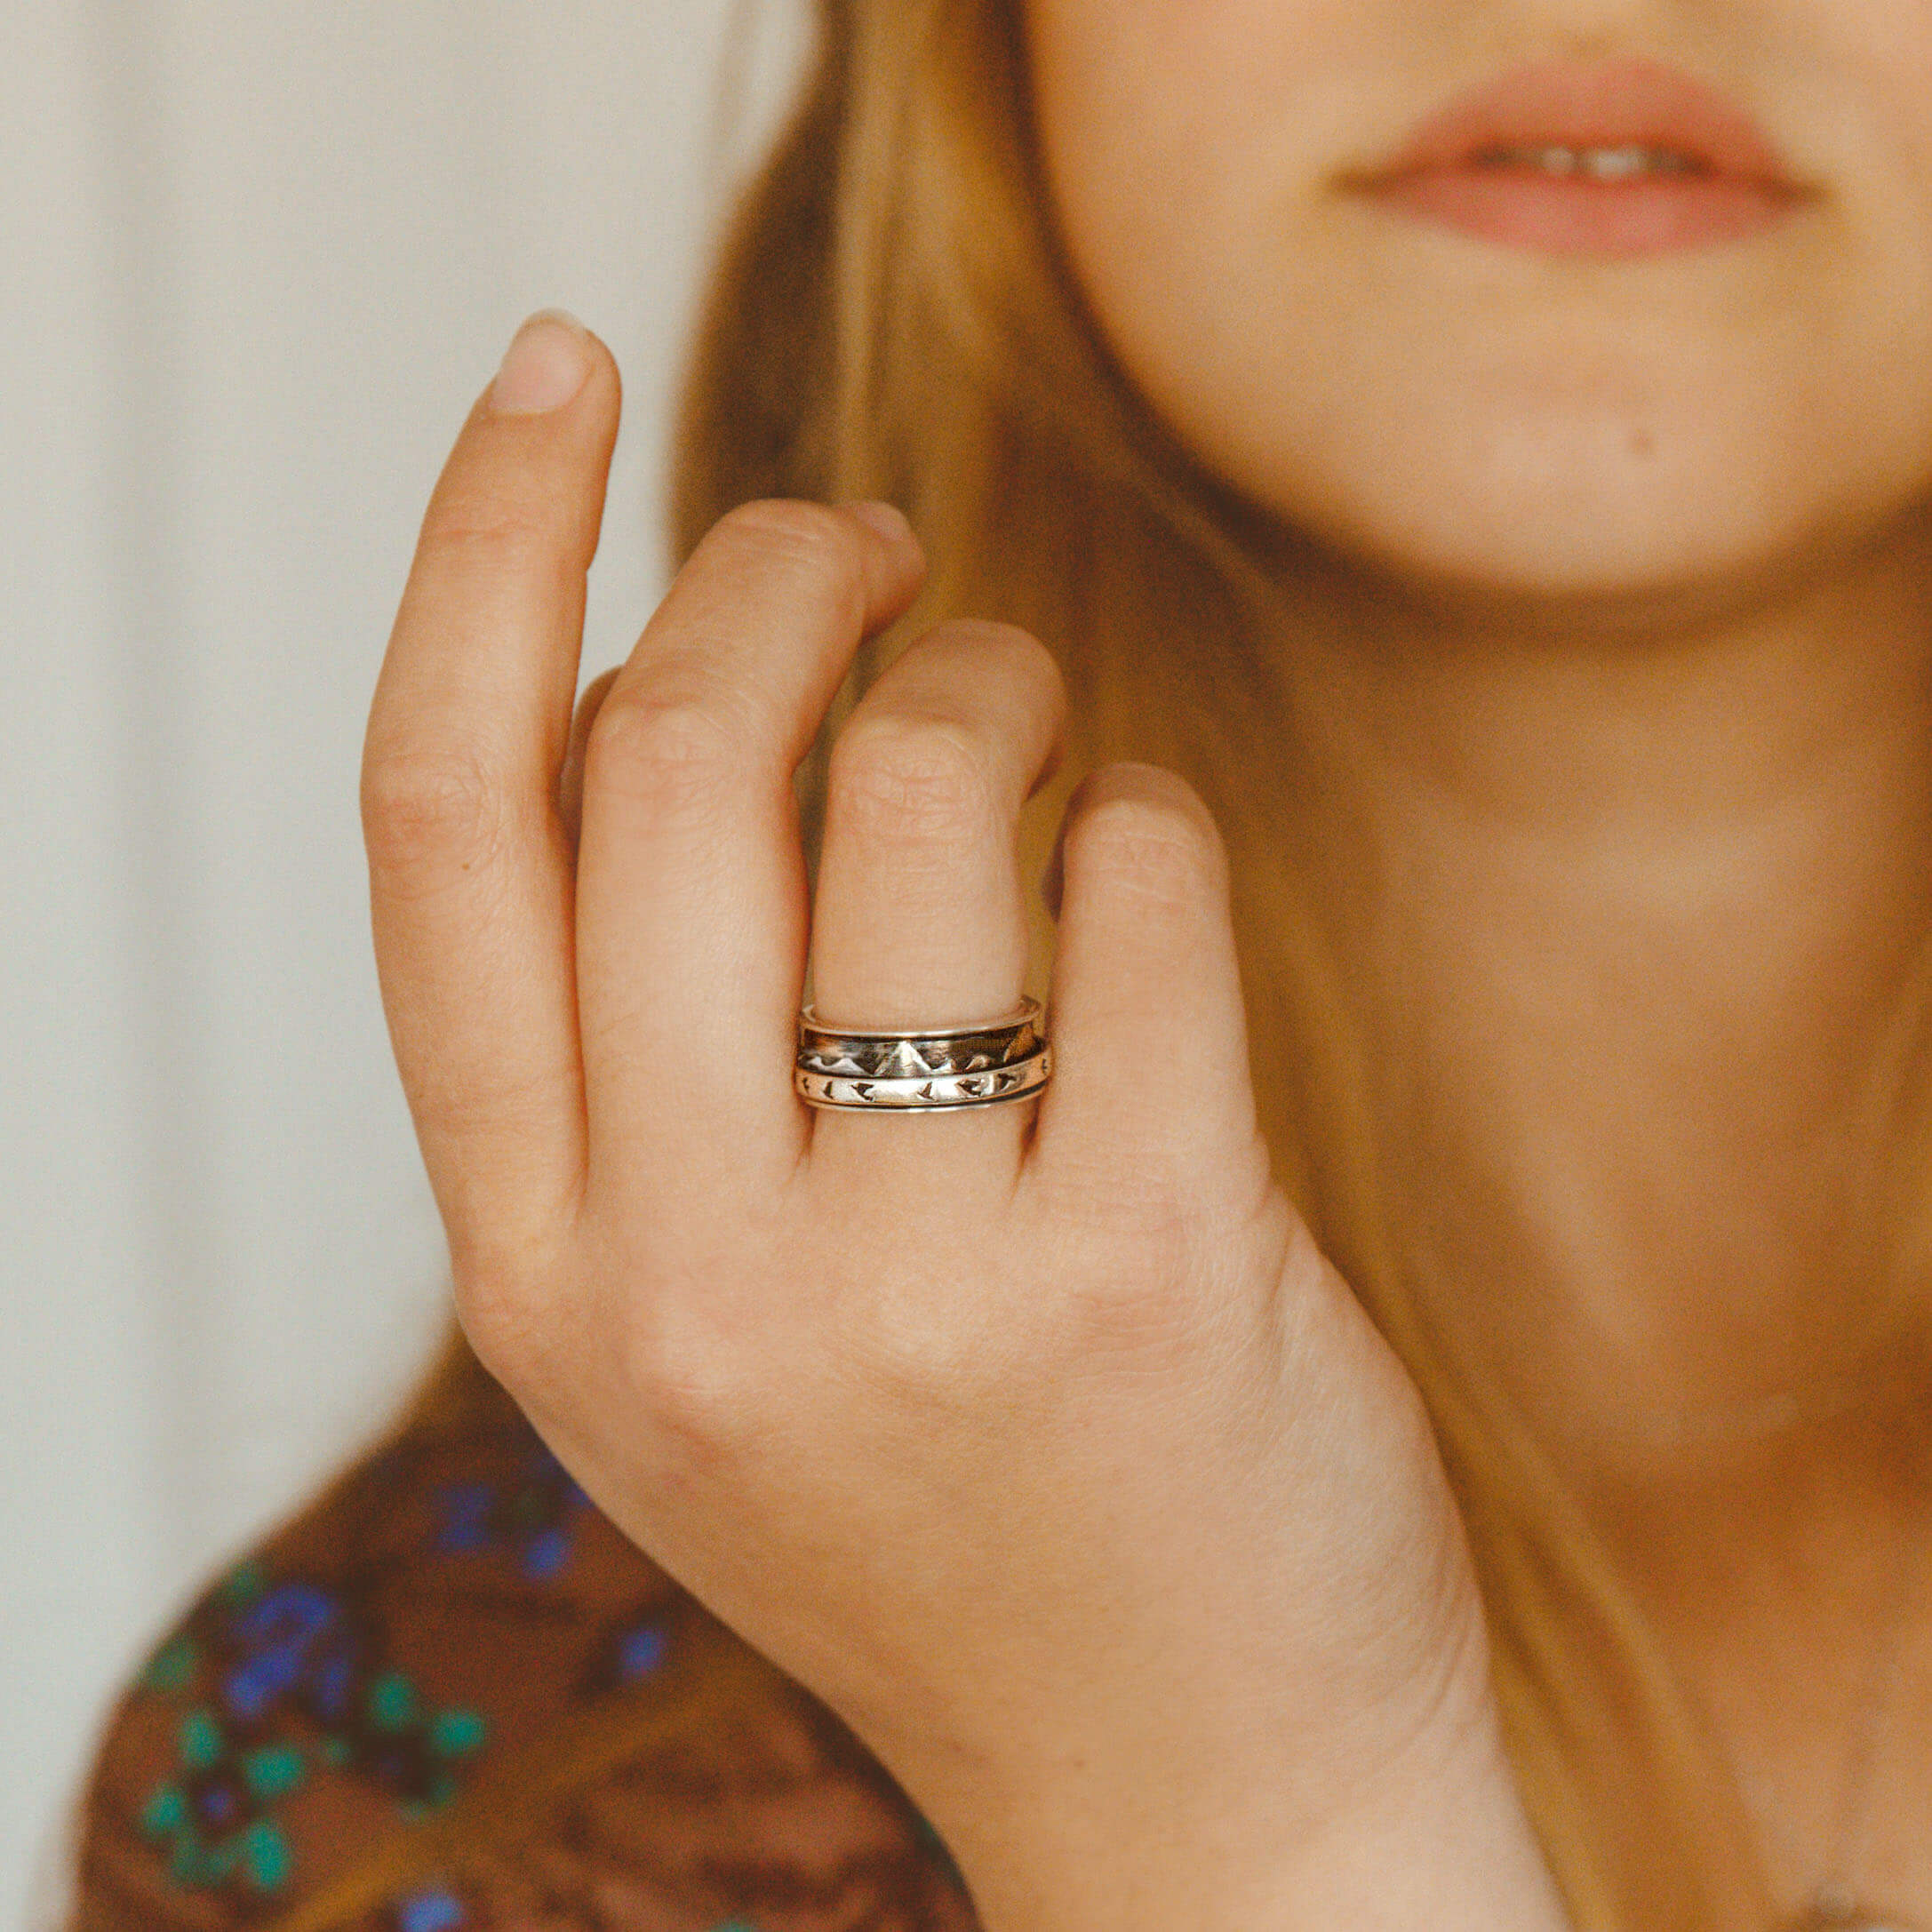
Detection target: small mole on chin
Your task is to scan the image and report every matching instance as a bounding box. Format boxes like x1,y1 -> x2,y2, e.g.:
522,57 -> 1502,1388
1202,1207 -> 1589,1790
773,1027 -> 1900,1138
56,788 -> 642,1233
1628,426 -> 1657,459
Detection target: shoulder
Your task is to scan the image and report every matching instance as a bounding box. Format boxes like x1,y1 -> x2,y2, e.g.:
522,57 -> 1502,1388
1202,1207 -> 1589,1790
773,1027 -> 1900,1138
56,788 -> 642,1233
69,1407 -> 974,1932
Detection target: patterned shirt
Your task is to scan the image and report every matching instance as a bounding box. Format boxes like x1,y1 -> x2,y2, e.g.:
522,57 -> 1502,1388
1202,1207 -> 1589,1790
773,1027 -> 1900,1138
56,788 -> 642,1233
69,1386 -> 978,1932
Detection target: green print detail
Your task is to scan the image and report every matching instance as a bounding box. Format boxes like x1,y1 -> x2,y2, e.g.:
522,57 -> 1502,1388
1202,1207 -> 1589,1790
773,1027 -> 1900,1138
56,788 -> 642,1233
141,1636 -> 197,1694
164,1816 -> 290,1893
141,1735 -> 307,1900
180,1710 -> 222,1770
219,1559 -> 266,1607
140,1785 -> 187,1835
144,1781 -> 297,1897
368,1671 -> 419,1731
241,1820 -> 293,1890
168,1835 -> 222,1887
141,1679 -> 313,1897
159,1821 -> 291,1894
393,1704 -> 485,1817
243,1744 -> 306,1800
428,1708 -> 485,1757
133,1432 -> 579,1902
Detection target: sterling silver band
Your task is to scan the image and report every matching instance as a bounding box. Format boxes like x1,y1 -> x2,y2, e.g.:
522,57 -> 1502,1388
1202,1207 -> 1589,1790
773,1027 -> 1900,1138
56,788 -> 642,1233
794,1051 -> 1052,1111
795,996 -> 1052,1112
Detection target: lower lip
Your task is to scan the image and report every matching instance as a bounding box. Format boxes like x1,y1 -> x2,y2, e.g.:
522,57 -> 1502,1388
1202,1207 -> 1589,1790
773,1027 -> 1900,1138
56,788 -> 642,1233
1369,166 -> 1796,259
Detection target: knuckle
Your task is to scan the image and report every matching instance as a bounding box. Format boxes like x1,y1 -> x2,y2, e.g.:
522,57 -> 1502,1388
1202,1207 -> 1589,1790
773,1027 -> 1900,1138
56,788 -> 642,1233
419,490 -> 570,574
571,666 -> 623,738
715,495 -> 852,559
1050,1200 -> 1208,1364
572,1209 -> 777,1463
361,745 -> 512,886
831,712 -> 997,845
1068,794 -> 1223,910
624,1307 -> 767,1465
842,1293 -> 1014,1416
710,499 -> 868,616
448,1241 -> 563,1392
585,691 -> 745,817
925,619 -> 1066,701
1030,1154 -> 1199,1286
1070,1169 -> 1197,1275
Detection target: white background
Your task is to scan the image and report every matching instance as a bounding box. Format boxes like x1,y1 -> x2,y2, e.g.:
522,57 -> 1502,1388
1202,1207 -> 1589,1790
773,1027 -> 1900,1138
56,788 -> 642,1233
2,2 -> 809,1918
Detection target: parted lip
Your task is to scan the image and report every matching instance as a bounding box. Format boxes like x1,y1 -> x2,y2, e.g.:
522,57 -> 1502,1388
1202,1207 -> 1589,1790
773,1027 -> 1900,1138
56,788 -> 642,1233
1361,55 -> 1800,188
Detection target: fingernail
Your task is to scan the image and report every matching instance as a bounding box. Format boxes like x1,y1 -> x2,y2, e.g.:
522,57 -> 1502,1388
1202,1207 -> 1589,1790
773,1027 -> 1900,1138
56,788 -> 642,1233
847,499 -> 914,546
490,310 -> 591,415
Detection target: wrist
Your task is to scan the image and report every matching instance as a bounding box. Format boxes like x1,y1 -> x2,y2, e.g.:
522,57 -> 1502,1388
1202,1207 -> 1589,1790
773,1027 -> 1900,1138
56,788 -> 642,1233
918,1693 -> 1568,1932
1249,1711 -> 1570,1932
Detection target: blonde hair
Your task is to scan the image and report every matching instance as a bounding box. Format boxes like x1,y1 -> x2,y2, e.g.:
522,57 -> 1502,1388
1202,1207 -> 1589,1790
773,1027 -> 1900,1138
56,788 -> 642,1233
274,0 -> 1812,1922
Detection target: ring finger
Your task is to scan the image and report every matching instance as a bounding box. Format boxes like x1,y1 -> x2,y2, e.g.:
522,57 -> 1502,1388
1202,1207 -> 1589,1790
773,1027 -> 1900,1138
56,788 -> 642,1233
803,619 -> 1066,1199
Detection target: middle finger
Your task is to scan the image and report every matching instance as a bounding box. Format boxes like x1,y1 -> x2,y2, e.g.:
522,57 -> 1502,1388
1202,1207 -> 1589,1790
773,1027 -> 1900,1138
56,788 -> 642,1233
574,499 -> 923,1210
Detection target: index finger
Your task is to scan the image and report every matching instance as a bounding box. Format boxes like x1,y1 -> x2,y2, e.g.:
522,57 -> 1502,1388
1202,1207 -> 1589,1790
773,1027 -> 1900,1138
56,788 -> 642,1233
362,312 -> 618,1287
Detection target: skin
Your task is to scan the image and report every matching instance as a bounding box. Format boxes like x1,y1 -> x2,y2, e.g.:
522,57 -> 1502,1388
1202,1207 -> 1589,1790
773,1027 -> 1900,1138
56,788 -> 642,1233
1022,0 -> 1932,1912
366,336 -> 1565,1929
362,3 -> 1932,1923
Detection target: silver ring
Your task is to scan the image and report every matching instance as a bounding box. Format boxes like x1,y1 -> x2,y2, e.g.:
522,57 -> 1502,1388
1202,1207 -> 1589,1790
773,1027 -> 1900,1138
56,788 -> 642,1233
795,997 -> 1052,1112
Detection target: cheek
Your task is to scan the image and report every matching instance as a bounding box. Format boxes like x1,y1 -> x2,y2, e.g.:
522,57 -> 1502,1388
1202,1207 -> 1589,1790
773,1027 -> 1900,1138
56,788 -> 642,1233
1025,0 -> 1359,238
1026,0 -> 1932,595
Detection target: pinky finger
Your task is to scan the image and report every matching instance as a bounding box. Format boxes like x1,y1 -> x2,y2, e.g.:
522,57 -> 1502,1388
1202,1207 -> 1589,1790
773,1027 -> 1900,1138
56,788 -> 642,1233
1029,763 -> 1265,1191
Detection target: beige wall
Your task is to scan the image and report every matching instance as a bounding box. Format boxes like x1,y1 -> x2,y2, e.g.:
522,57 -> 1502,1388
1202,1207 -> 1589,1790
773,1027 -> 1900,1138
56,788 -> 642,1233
1,2 -> 809,1917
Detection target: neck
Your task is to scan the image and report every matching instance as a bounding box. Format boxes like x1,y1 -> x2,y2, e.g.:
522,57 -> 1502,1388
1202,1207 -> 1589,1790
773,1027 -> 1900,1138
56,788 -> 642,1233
1264,511 -> 1932,1501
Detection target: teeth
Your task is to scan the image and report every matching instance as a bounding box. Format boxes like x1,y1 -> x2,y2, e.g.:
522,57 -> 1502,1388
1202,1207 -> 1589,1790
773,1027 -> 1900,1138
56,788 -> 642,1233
1584,146 -> 1649,180
1475,144 -> 1702,179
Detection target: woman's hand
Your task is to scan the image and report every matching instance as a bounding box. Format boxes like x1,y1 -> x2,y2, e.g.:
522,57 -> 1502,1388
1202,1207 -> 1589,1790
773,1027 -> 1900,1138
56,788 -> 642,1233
362,313 -> 1567,1931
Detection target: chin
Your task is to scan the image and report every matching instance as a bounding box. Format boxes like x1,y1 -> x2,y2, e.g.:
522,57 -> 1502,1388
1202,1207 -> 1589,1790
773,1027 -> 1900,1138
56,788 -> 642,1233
1234,402 -> 1915,618
1306,478 -> 1789,609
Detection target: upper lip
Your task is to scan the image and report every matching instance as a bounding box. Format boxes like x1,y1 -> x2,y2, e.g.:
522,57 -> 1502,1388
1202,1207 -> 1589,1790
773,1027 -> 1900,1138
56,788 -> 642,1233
1363,56 -> 1800,188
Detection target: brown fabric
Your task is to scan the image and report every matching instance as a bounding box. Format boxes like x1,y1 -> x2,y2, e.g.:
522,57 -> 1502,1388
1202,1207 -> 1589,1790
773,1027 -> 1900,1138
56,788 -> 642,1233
70,1404 -> 977,1932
